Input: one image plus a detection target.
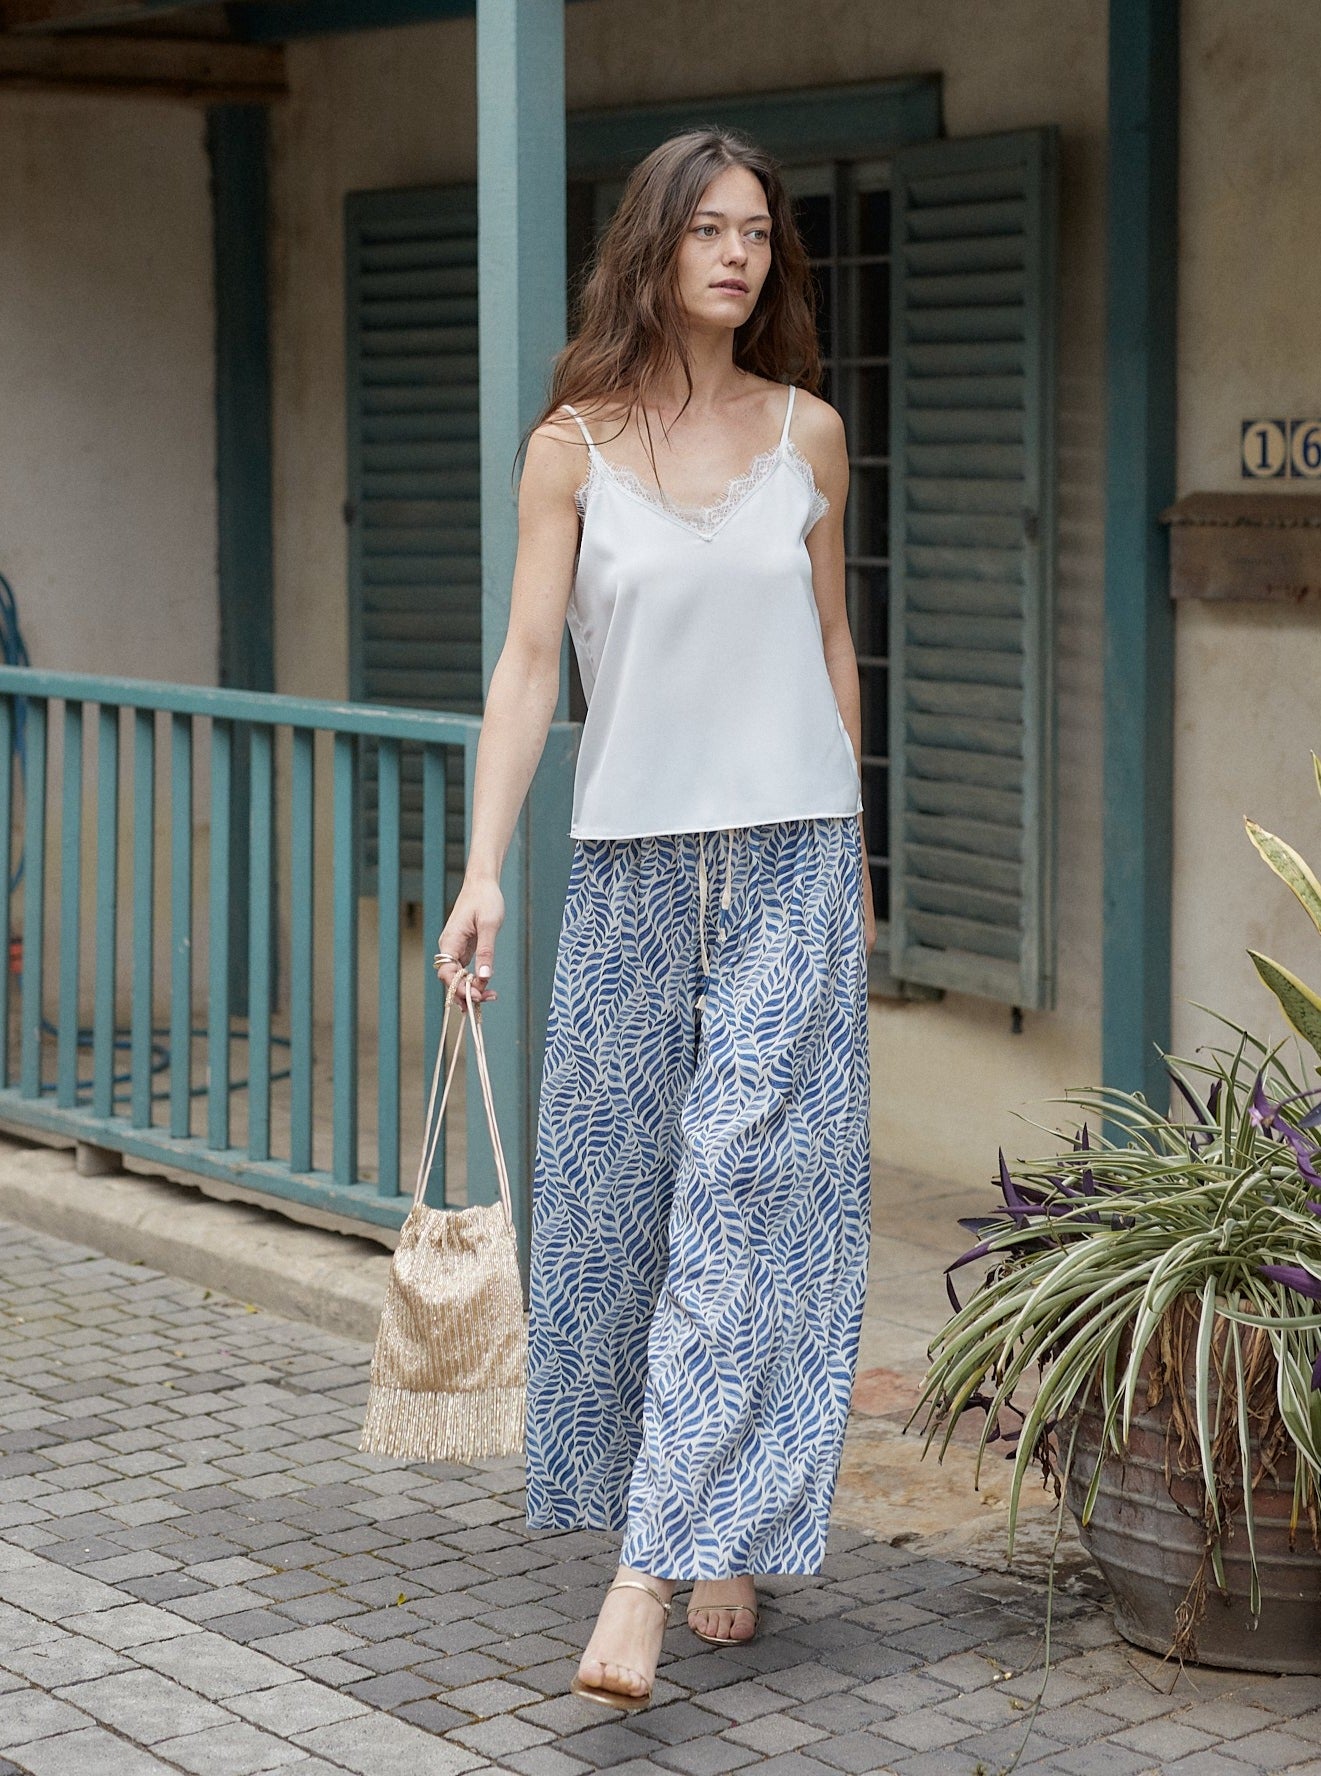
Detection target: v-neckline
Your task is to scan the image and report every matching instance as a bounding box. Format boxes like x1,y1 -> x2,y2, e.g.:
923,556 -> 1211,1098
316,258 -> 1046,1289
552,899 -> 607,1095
583,442 -> 789,543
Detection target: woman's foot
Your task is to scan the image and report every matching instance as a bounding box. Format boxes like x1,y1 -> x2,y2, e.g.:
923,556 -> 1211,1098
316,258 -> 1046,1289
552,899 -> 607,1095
688,1574 -> 758,1643
576,1566 -> 675,1703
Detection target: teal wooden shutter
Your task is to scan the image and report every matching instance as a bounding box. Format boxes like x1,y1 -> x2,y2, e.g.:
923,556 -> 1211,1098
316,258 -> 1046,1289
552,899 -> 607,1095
888,128 -> 1059,1008
345,183 -> 480,897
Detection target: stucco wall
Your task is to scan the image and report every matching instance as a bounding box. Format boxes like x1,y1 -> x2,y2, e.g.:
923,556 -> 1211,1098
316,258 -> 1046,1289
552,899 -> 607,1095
0,94 -> 220,1027
0,94 -> 217,686
1171,1 -> 1321,1068
269,0 -> 1109,1189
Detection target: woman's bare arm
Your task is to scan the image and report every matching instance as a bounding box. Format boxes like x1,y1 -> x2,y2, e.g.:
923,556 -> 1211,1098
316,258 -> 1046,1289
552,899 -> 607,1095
435,416 -> 588,1007
799,393 -> 877,957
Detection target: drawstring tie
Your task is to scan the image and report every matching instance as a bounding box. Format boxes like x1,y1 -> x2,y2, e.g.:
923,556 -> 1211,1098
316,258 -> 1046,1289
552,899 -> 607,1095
695,832 -> 735,1014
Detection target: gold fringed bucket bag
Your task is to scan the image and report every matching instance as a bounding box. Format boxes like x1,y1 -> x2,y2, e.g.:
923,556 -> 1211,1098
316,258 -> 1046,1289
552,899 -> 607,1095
359,968 -> 527,1465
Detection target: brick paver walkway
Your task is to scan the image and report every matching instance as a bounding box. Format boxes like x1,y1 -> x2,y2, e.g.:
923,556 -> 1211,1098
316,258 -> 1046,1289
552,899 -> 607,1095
4,1218 -> 1321,1775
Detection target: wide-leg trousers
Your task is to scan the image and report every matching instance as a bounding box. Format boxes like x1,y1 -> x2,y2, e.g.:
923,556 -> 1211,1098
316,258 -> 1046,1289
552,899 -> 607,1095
524,815 -> 871,1579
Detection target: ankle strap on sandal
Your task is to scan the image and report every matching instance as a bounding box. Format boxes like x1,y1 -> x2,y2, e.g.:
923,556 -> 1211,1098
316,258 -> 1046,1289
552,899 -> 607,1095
608,1577 -> 671,1613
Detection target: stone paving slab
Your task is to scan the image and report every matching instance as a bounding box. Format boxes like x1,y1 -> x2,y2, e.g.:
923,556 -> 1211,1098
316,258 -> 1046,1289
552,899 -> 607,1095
5,1217 -> 1321,1775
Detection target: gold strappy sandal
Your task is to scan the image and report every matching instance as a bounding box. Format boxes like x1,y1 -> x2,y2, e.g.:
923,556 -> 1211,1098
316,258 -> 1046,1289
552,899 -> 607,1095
570,1576 -> 672,1712
686,1590 -> 760,1646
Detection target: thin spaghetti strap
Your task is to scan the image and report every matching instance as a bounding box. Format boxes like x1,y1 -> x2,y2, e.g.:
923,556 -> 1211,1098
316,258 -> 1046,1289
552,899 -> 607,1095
778,383 -> 797,452
561,403 -> 599,457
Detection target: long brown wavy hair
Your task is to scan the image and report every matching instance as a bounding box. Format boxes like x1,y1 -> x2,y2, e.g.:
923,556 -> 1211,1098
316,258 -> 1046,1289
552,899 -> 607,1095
527,127 -> 822,469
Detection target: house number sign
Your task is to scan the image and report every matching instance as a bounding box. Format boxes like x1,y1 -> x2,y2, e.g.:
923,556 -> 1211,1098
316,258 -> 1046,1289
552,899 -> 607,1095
1242,418 -> 1321,479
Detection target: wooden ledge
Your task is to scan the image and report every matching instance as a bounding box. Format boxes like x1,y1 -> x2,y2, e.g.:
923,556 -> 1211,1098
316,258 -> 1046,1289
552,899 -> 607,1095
1161,492 -> 1321,602
0,33 -> 286,100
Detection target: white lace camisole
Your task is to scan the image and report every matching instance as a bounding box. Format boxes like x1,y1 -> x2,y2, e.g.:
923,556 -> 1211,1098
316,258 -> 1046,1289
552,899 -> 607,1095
560,382 -> 864,840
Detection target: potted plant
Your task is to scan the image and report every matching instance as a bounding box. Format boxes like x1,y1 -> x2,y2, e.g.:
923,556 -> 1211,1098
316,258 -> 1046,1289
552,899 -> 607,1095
915,759 -> 1321,1672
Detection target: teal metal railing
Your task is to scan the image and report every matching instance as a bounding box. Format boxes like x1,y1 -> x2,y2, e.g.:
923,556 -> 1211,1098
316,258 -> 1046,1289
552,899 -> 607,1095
0,668 -> 574,1240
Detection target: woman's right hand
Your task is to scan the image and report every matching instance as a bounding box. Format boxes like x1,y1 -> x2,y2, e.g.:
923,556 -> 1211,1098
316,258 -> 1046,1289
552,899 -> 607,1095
434,873 -> 505,1013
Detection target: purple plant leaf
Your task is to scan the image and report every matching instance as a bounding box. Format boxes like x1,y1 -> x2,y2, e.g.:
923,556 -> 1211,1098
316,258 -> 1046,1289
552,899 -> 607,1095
1242,1073 -> 1321,1189
947,1242 -> 994,1274
1272,1119 -> 1321,1191
1261,1262 -> 1321,1301
1273,1084 -> 1321,1121
1170,1068 -> 1214,1128
958,1216 -> 1001,1238
998,1151 -> 1038,1223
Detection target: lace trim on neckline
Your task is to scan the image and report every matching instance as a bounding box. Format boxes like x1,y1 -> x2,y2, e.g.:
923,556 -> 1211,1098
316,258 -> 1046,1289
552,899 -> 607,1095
574,439 -> 829,540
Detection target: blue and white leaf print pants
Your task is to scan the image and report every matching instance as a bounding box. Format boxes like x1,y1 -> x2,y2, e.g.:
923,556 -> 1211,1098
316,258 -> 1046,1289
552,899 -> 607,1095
525,816 -> 871,1579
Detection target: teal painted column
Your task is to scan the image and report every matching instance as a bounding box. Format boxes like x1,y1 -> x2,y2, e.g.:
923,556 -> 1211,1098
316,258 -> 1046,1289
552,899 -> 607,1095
475,0 -> 571,1269
207,105 -> 276,1019
1102,0 -> 1178,1107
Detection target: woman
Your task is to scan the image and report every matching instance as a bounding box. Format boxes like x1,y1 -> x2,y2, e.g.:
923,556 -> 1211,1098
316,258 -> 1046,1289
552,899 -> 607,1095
434,127 -> 875,1712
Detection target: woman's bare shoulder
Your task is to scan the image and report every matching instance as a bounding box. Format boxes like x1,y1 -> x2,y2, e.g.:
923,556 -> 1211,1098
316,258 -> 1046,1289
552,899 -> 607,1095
790,386 -> 847,451
789,387 -> 848,504
524,410 -> 593,500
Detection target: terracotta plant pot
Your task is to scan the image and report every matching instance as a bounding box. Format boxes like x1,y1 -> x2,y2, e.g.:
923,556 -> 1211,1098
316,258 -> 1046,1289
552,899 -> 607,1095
1064,1324 -> 1321,1674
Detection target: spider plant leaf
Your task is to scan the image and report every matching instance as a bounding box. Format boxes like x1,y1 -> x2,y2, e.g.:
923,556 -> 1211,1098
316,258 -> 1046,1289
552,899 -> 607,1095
1122,1238 -> 1204,1440
1228,1320 -> 1262,1624
1245,819 -> 1321,937
1248,951 -> 1321,1064
1209,1536 -> 1228,1597
1079,1383 -> 1128,1525
1195,1276 -> 1220,1530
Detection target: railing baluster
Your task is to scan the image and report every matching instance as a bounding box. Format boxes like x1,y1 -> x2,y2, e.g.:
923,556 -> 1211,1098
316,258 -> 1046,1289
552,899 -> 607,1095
0,699 -> 11,1091
422,743 -> 446,1205
248,724 -> 273,1161
131,710 -> 155,1129
19,699 -> 46,1100
290,728 -> 314,1173
170,714 -> 193,1139
56,702 -> 84,1109
208,719 -> 232,1149
92,706 -> 120,1119
377,739 -> 401,1196
332,732 -> 359,1187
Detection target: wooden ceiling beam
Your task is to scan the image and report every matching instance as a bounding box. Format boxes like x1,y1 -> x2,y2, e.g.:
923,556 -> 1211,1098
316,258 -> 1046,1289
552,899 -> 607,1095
0,33 -> 285,98
0,0 -> 248,31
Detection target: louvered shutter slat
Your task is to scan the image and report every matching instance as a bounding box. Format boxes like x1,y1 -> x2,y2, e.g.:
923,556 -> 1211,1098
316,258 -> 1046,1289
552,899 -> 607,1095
346,183 -> 480,900
889,128 -> 1059,1007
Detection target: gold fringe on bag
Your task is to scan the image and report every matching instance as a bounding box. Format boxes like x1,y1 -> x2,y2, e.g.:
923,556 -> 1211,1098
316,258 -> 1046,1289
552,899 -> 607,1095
360,967 -> 527,1465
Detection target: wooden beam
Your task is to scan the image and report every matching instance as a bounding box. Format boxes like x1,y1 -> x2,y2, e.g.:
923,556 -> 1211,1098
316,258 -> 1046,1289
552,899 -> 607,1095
1,0 -> 242,30
0,32 -> 284,98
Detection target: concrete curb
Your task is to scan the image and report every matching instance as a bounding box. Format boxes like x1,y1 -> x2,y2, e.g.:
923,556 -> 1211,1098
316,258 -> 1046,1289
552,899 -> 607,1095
0,1137 -> 391,1344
